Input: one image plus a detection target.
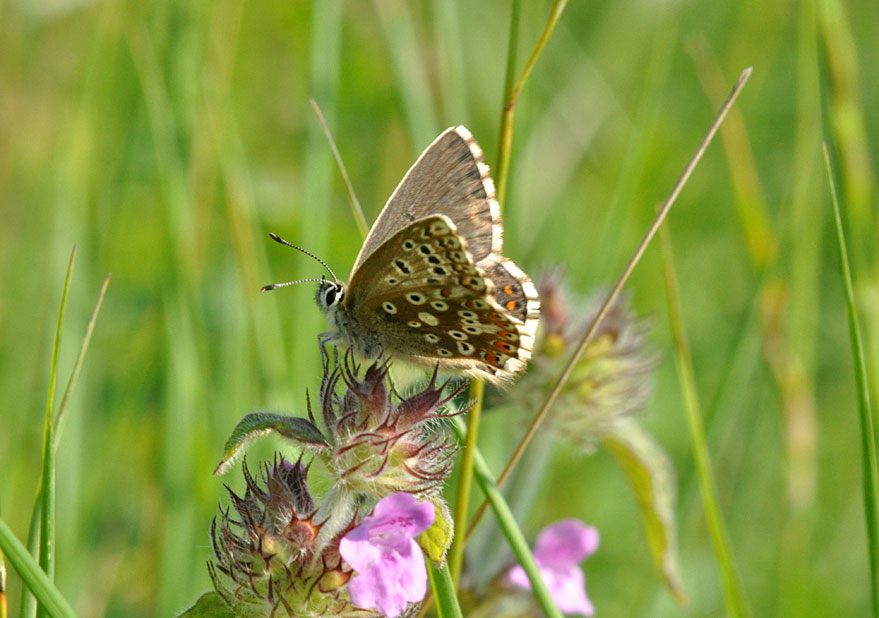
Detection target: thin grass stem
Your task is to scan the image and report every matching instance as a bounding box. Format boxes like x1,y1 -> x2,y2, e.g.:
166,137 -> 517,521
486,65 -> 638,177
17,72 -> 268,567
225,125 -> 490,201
448,379 -> 483,585
660,218 -> 750,618
53,274 -> 111,440
451,418 -> 563,618
309,99 -> 369,239
823,143 -> 879,616
36,246 -> 76,618
486,67 -> 752,499
450,0 -> 571,585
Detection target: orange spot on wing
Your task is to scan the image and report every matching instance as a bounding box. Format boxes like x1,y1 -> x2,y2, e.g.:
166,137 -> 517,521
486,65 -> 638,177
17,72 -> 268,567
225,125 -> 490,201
503,285 -> 514,295
505,300 -> 516,311
494,341 -> 513,352
485,351 -> 499,365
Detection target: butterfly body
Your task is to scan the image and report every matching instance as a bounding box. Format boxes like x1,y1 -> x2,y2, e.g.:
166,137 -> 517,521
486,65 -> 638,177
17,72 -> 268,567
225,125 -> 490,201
304,127 -> 540,384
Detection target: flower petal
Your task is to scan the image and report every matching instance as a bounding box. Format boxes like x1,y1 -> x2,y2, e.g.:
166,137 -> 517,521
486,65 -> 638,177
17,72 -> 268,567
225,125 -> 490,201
533,519 -> 599,568
345,540 -> 427,618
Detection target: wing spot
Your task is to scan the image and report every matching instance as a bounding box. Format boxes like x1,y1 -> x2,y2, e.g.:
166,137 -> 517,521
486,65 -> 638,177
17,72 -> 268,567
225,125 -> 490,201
386,277 -> 398,285
402,240 -> 416,250
433,266 -> 448,275
418,311 -> 439,326
394,260 -> 412,274
506,300 -> 517,311
408,320 -> 422,328
457,341 -> 475,355
504,285 -> 514,295
448,330 -> 467,341
494,340 -> 514,353
430,300 -> 449,312
406,293 -> 426,305
429,221 -> 450,235
437,348 -> 453,357
428,255 -> 442,264
382,302 -> 397,315
463,325 -> 482,335
425,333 -> 440,343
419,244 -> 433,255
458,310 -> 478,319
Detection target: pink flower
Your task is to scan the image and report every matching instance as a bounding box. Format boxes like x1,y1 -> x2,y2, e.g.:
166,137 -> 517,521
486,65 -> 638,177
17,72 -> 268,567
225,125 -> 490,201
508,519 -> 599,616
339,493 -> 435,618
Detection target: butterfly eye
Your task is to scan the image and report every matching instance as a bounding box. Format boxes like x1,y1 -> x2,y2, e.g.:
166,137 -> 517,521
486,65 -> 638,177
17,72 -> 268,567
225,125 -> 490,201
322,284 -> 341,308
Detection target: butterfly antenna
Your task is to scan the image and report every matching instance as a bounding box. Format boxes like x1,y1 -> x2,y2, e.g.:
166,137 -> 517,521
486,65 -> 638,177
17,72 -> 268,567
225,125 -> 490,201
267,232 -> 338,280
261,277 -> 326,292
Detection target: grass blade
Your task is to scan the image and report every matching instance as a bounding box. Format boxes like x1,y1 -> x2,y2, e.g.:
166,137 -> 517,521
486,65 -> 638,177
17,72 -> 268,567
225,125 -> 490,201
660,221 -> 750,617
309,100 -> 369,239
53,273 -> 111,440
427,562 -> 463,618
823,143 -> 879,616
37,246 -> 76,618
0,519 -> 77,618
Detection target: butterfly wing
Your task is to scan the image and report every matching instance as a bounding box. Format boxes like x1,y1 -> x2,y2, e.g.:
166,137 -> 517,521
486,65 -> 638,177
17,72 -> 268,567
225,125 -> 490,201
352,126 -> 501,271
342,215 -> 536,383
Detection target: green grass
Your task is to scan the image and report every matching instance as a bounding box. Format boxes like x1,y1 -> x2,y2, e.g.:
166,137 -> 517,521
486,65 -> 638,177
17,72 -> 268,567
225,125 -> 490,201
1,1 -> 877,616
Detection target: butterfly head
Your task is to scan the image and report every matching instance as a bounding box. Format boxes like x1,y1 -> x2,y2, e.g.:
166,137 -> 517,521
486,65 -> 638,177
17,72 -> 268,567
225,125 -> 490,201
316,278 -> 345,313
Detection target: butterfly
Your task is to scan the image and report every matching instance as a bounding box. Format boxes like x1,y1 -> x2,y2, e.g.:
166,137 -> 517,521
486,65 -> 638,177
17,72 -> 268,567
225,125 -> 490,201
265,126 -> 540,385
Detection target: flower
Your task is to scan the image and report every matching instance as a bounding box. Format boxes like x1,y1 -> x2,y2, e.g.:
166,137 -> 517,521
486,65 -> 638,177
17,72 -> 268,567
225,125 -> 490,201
318,348 -> 463,499
508,519 -> 599,616
208,455 -> 380,618
339,493 -> 435,618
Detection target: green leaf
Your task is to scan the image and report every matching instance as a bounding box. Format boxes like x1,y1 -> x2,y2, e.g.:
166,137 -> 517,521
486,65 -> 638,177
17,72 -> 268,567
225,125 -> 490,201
214,412 -> 329,475
604,420 -> 687,603
175,592 -> 236,618
420,497 -> 454,565
0,517 -> 78,618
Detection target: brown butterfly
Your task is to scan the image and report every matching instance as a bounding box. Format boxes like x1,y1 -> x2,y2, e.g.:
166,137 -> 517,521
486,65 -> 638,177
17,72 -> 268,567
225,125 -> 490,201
265,127 -> 540,384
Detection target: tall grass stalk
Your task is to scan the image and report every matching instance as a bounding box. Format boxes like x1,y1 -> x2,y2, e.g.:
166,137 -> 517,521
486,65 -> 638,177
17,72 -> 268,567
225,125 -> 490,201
823,143 -> 879,616
449,0 -> 569,585
660,225 -> 750,618
35,247 -> 75,618
0,520 -> 77,618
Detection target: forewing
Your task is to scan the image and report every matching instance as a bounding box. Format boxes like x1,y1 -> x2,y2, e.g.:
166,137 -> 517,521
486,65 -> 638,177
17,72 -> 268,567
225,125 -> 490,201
344,215 -> 534,382
352,127 -> 501,271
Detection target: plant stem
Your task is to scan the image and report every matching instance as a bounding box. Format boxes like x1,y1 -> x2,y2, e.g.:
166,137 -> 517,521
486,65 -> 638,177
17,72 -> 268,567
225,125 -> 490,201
452,419 -> 563,618
660,221 -> 750,618
427,561 -> 464,618
448,379 -> 483,584
823,143 -> 879,617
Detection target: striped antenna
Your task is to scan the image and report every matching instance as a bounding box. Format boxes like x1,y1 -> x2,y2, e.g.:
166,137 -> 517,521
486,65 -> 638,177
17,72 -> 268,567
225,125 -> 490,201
264,232 -> 338,280
261,277 -> 326,292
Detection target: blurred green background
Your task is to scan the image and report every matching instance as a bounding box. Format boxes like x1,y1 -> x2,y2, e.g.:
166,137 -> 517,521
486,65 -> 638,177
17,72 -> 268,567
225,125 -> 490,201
1,0 -> 877,616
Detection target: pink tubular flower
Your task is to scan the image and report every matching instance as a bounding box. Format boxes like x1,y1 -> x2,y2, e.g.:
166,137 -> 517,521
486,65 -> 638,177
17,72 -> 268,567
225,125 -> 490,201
508,519 -> 599,616
339,493 -> 435,618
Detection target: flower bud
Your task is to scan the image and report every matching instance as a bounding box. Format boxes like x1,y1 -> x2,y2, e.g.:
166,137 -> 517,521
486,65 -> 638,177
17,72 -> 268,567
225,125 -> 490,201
521,274 -> 657,452
209,455 -> 380,617
318,349 -> 463,499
